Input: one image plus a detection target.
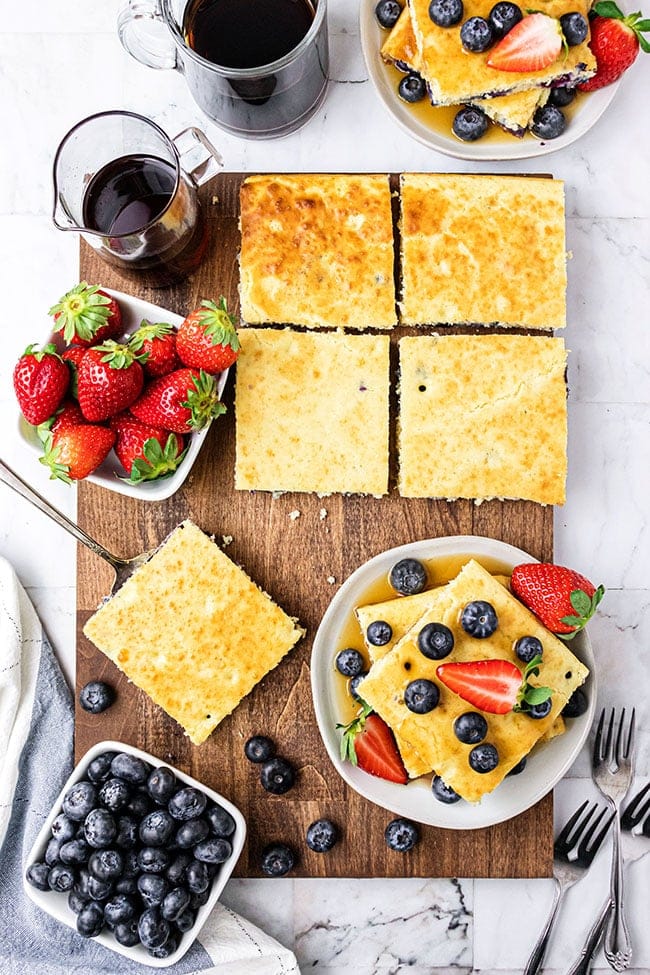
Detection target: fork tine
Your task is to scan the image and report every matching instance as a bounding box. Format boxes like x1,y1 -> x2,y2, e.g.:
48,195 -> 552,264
578,807 -> 615,863
555,799 -> 591,851
623,708 -> 636,761
621,782 -> 650,830
604,708 -> 616,765
594,708 -> 606,763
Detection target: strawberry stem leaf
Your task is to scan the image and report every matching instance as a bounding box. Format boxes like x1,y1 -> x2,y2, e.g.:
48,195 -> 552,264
336,700 -> 372,766
559,585 -> 605,639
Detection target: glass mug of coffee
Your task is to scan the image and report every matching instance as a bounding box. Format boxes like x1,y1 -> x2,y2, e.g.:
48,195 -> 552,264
52,111 -> 222,288
117,0 -> 329,139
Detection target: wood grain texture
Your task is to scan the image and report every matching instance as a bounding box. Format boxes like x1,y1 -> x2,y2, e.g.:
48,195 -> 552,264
75,172 -> 555,878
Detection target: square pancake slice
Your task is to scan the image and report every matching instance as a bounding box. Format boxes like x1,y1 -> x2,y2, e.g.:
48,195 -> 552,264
235,329 -> 390,495
357,560 -> 588,801
239,174 -> 397,330
83,520 -> 304,745
408,0 -> 596,105
399,173 -> 567,329
398,334 -> 568,504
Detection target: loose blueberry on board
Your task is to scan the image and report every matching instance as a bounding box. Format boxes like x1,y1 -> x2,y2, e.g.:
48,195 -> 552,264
244,734 -> 276,763
562,687 -> 589,718
431,775 -> 462,804
417,621 -> 454,659
389,557 -> 428,595
515,635 -> 543,664
560,11 -> 588,45
79,680 -> 115,714
488,1 -> 522,38
168,786 -> 207,821
452,105 -> 489,142
453,711 -> 488,744
306,819 -> 339,853
461,600 -> 498,638
549,85 -> 577,107
469,743 -> 499,773
261,843 -> 296,876
62,782 -> 97,821
460,16 -> 494,52
404,678 -> 440,714
146,766 -> 177,804
335,648 -> 366,678
507,756 -> 527,776
260,756 -> 296,795
375,0 -> 402,30
429,0 -> 464,27
366,619 -> 393,646
385,817 -> 420,852
76,900 -> 105,938
206,804 -> 237,838
398,72 -> 428,103
530,104 -> 566,140
110,752 -> 150,785
527,698 -> 553,719
84,807 -> 117,848
349,672 -> 368,702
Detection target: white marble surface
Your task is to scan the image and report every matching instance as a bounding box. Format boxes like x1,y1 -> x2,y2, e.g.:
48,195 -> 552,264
1,1 -> 649,971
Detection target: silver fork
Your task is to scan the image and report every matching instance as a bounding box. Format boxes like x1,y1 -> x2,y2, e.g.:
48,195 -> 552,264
524,800 -> 613,975
566,783 -> 650,975
592,707 -> 636,971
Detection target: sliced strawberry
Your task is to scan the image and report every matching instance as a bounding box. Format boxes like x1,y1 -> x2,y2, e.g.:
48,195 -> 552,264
487,13 -> 563,72
511,563 -> 605,638
338,705 -> 408,784
39,424 -> 115,483
49,282 -> 122,347
436,657 -> 552,715
13,343 -> 69,425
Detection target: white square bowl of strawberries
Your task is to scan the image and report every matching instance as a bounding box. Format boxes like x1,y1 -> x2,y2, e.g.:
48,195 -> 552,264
14,283 -> 238,501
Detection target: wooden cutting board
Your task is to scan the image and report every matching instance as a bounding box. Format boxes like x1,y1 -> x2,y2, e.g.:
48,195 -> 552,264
75,172 -> 554,878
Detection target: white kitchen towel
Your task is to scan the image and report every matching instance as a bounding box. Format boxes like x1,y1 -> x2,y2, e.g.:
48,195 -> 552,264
0,556 -> 300,975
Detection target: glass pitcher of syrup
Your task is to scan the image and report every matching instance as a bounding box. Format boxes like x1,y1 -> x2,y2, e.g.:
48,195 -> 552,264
52,111 -> 222,288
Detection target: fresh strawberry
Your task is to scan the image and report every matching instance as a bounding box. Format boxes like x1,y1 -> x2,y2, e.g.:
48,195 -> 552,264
579,2 -> 650,91
511,563 -> 605,638
49,282 -> 123,347
39,424 -> 115,483
338,704 -> 408,784
176,298 -> 240,373
77,341 -> 145,422
487,13 -> 564,71
436,657 -> 552,715
13,343 -> 70,425
50,400 -> 86,434
110,413 -> 186,482
128,320 -> 181,378
61,345 -> 87,398
130,367 -> 226,433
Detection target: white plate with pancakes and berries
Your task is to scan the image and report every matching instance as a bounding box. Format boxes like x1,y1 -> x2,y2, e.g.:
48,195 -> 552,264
15,284 -> 237,501
311,536 -> 599,829
360,0 -> 627,160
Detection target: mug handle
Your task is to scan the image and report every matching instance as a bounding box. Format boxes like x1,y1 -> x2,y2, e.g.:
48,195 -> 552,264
117,0 -> 178,70
174,128 -> 224,187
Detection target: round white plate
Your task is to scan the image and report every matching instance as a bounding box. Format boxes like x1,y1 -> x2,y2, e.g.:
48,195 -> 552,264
359,0 -> 620,160
311,536 -> 595,829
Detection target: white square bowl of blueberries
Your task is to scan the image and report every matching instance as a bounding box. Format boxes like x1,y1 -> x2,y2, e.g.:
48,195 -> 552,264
23,740 -> 246,967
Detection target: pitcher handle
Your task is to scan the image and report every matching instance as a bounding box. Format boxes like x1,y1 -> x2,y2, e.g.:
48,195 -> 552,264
173,127 -> 223,187
117,0 -> 178,71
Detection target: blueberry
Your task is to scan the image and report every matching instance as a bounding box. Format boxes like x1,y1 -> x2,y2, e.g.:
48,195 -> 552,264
404,678 -> 440,714
460,16 -> 494,52
431,775 -> 462,804
469,743 -> 499,773
306,819 -> 339,853
366,620 -> 392,646
375,0 -> 402,30
51,812 -> 76,843
384,817 -> 419,852
527,698 -> 553,720
194,837 -> 232,864
26,862 -> 51,891
488,1 -> 522,38
68,889 -> 90,914
161,886 -> 191,922
261,843 -> 296,876
507,756 -> 527,776
138,846 -> 170,874
98,777 -> 130,813
138,872 -> 169,908
84,807 -> 117,848
186,859 -> 211,893
398,73 -> 427,103
549,85 -> 577,108
148,932 -> 179,958
244,735 -> 276,763
60,838 -> 91,865
175,907 -> 196,933
560,11 -> 588,45
62,781 -> 97,821
88,848 -> 123,882
190,888 -> 211,909
453,104 -> 490,141
138,907 -> 170,950
76,901 -> 104,938
114,919 -> 140,947
460,600 -> 498,638
454,711 -> 488,744
515,635 -> 543,664
79,680 -> 115,714
166,852 -> 192,886
146,766 -> 177,804
45,836 -> 63,866
428,0 -> 463,27
86,874 -> 113,901
176,817 -> 210,849
206,803 -> 236,838
115,876 -> 138,897
562,687 -> 588,718
531,104 -> 566,140
125,790 -> 152,818
121,849 -> 140,877
86,751 -> 118,784
260,757 -> 296,795
349,672 -> 368,702
74,867 -> 93,899
389,558 -> 428,595
140,809 -> 175,847
335,648 -> 365,678
168,786 -> 207,821
111,752 -> 150,785
417,621 -> 454,659
103,894 -> 136,927
115,815 -> 138,849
